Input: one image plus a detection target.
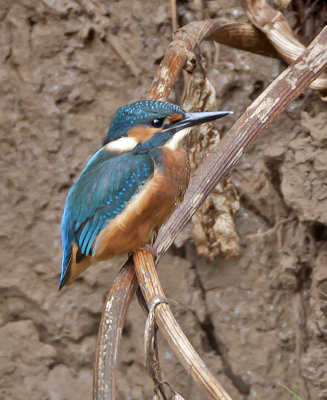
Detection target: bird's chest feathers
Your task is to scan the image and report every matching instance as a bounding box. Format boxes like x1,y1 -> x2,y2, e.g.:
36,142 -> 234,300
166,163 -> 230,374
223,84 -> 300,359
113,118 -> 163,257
126,146 -> 190,225
134,146 -> 190,217
159,146 -> 190,197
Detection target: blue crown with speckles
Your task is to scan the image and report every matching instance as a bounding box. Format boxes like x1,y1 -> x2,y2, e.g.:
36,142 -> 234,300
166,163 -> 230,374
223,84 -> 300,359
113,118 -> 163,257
103,100 -> 185,145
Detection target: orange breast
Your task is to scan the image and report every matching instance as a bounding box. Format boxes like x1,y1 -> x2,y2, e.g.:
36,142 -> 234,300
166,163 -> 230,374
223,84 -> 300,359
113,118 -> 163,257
93,146 -> 190,261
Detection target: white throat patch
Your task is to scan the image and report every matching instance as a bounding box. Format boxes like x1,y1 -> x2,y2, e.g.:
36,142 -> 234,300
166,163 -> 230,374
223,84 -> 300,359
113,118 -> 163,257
105,137 -> 138,153
165,128 -> 191,150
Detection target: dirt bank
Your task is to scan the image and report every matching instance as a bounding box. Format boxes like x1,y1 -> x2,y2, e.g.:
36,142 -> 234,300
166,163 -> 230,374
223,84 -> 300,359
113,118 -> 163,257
1,1 -> 326,399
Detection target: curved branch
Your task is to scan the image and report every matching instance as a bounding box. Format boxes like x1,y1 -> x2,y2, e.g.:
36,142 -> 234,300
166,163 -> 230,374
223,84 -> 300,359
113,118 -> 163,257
242,0 -> 327,90
147,18 -> 278,101
134,249 -> 232,400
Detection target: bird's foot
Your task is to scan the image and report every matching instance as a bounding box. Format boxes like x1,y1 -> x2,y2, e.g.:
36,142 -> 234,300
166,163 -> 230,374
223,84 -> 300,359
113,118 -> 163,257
129,245 -> 158,263
143,244 -> 158,263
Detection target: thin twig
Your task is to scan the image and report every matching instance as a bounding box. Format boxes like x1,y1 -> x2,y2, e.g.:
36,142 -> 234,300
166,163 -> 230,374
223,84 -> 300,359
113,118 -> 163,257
170,0 -> 178,33
144,295 -> 169,399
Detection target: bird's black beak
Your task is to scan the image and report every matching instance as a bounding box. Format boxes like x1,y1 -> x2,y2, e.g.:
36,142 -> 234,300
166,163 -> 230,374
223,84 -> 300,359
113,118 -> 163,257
166,110 -> 233,133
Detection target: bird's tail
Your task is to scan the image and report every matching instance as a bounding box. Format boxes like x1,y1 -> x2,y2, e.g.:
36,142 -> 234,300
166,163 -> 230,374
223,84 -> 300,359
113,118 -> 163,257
58,247 -> 72,290
58,244 -> 91,290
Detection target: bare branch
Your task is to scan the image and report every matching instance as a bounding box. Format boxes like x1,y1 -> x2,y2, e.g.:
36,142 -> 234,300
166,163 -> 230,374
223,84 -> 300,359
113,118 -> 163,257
242,0 -> 327,90
134,249 -> 233,400
154,25 -> 327,258
147,18 -> 278,101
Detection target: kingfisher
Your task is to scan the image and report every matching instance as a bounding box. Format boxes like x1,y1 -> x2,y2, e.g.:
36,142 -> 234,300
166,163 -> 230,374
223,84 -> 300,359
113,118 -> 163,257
59,100 -> 231,289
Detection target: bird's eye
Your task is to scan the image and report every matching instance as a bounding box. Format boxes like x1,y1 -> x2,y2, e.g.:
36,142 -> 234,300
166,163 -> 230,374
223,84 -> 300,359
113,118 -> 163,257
151,118 -> 164,128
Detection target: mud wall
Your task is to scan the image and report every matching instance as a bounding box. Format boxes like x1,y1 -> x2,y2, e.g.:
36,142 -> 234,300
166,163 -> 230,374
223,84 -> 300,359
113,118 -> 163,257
1,1 -> 327,399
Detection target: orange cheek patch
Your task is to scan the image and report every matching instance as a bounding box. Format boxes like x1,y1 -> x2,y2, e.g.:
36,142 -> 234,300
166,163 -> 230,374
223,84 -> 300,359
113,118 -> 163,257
128,126 -> 159,143
167,114 -> 183,123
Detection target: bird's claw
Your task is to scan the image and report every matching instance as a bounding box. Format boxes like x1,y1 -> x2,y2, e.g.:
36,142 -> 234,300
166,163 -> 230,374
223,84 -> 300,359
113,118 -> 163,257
143,244 -> 158,263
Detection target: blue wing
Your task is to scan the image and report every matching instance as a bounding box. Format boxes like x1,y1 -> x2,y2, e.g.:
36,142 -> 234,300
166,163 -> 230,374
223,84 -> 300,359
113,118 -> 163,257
60,147 -> 155,287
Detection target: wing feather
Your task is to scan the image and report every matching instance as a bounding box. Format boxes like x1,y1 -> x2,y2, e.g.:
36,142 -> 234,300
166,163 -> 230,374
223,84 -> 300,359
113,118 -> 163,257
60,148 -> 155,283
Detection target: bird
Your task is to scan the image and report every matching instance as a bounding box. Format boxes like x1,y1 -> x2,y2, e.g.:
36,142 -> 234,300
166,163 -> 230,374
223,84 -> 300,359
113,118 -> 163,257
59,100 -> 231,289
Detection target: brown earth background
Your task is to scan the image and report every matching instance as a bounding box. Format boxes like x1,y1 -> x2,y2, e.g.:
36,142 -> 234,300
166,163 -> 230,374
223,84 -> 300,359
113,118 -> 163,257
1,1 -> 327,399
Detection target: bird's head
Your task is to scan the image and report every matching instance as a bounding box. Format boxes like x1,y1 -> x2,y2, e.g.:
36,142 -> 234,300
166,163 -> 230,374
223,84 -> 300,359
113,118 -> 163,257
103,100 -> 231,152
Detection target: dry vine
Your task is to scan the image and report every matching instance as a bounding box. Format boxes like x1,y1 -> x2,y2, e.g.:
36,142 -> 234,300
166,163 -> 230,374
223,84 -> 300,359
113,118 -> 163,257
94,9 -> 327,400
242,0 -> 327,90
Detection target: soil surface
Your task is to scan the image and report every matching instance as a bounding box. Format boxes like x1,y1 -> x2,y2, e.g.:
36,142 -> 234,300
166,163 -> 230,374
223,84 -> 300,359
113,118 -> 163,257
1,1 -> 326,400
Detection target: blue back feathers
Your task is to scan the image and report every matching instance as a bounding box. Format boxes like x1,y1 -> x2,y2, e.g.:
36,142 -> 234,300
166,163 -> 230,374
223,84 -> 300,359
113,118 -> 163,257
103,100 -> 185,145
